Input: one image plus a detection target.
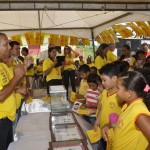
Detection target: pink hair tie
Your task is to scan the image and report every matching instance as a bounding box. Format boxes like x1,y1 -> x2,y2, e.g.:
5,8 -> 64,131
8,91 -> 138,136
144,84 -> 150,92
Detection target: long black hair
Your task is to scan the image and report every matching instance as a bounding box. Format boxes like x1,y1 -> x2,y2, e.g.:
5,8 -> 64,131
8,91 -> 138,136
95,43 -> 108,59
119,70 -> 150,111
48,46 -> 56,61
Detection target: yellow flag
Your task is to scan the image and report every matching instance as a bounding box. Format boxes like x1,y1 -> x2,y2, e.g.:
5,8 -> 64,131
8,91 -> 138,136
95,36 -> 103,44
70,36 -> 79,45
127,22 -> 145,36
105,30 -> 115,43
34,32 -> 45,46
49,34 -> 59,46
108,28 -> 119,42
81,38 -> 90,45
60,35 -> 69,46
100,31 -> 110,44
113,25 -> 133,39
24,32 -> 35,45
11,35 -> 23,46
136,22 -> 150,37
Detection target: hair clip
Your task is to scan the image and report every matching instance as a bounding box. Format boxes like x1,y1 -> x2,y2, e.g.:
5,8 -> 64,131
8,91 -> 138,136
144,84 -> 150,92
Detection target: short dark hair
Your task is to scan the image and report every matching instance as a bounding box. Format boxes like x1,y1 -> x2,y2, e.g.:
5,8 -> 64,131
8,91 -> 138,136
90,66 -> 97,72
99,63 -> 120,77
79,64 -> 90,73
112,61 -> 129,73
87,73 -> 101,85
123,44 -> 130,50
9,41 -> 20,49
136,50 -> 146,56
0,33 -> 6,37
21,47 -> 28,54
142,43 -> 148,47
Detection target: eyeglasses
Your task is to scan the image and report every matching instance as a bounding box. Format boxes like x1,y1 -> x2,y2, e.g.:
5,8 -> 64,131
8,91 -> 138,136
64,47 -> 69,50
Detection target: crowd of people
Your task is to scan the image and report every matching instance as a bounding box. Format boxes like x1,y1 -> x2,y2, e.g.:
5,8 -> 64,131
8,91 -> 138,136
0,31 -> 150,150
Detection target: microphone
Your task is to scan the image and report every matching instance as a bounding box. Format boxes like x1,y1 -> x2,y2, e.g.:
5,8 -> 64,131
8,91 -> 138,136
13,57 -> 19,64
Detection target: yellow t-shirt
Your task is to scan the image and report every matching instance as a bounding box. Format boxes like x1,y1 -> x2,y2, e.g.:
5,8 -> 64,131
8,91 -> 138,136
107,51 -> 117,63
79,60 -> 85,66
78,79 -> 89,96
87,63 -> 95,68
99,89 -> 122,128
123,56 -> 136,70
64,53 -> 76,70
25,55 -> 34,76
0,63 -> 16,121
43,58 -> 62,82
95,56 -> 107,70
113,98 -> 150,150
36,64 -> 43,75
15,93 -> 24,109
8,59 -> 26,109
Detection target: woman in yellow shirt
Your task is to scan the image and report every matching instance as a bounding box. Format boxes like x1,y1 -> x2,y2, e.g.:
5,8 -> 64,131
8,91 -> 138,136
118,44 -> 136,70
43,47 -> 64,94
102,70 -> 150,150
63,46 -> 79,97
94,43 -> 109,71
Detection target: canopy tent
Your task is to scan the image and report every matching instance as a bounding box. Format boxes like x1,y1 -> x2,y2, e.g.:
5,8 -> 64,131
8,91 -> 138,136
0,0 -> 149,40
1,10 -> 150,39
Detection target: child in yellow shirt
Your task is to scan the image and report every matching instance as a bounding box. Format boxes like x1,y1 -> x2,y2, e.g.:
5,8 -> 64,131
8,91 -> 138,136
94,63 -> 122,150
76,64 -> 90,99
102,69 -> 150,150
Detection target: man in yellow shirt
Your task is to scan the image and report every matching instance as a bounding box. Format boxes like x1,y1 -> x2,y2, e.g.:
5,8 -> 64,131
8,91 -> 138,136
21,47 -> 34,89
0,33 -> 25,150
107,43 -> 117,63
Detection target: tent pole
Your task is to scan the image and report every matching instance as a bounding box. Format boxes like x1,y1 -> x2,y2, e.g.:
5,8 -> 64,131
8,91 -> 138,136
91,29 -> 96,60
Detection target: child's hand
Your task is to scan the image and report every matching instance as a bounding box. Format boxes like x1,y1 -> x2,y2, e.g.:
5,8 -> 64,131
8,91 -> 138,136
101,124 -> 110,141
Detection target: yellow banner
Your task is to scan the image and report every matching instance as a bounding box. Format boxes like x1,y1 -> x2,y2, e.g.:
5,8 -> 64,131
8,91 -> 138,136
113,25 -> 133,39
11,35 -> 23,46
127,22 -> 145,36
81,38 -> 90,45
107,28 -> 119,42
105,30 -> 115,43
34,32 -> 45,46
24,32 -> 35,45
100,31 -> 110,44
136,22 -> 150,37
70,36 -> 79,45
95,36 -> 103,44
49,34 -> 59,46
60,35 -> 69,46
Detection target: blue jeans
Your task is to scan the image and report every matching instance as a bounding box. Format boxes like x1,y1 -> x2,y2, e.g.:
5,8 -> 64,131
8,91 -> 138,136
82,115 -> 96,125
98,138 -> 106,150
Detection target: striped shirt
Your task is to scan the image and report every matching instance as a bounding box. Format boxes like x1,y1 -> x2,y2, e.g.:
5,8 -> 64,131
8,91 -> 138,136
86,89 -> 100,105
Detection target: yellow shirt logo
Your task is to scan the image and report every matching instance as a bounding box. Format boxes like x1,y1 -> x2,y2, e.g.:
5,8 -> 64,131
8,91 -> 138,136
110,102 -> 115,108
118,120 -> 124,128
